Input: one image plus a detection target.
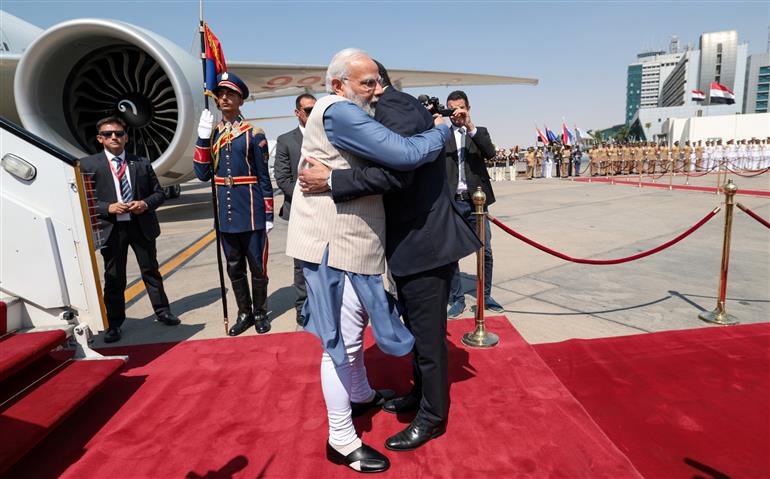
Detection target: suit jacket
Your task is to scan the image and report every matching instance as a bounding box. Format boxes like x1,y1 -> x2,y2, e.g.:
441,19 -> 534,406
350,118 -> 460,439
274,126 -> 303,220
445,125 -> 497,206
330,87 -> 480,277
79,151 -> 165,242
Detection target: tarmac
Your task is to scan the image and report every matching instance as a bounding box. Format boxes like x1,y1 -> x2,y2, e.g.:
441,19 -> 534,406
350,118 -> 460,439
101,169 -> 770,347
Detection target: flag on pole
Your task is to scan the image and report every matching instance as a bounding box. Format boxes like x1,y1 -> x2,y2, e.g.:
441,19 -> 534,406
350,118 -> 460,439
691,90 -> 706,102
203,23 -> 227,99
536,126 -> 549,145
709,82 -> 735,105
545,125 -> 558,144
562,123 -> 574,145
574,126 -> 587,143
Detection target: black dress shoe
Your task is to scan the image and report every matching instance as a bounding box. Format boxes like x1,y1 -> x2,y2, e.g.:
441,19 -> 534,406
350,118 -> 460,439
156,312 -> 181,326
326,442 -> 390,473
351,389 -> 395,417
382,394 -> 419,414
385,420 -> 446,452
254,314 -> 271,334
228,313 -> 255,337
104,327 -> 122,343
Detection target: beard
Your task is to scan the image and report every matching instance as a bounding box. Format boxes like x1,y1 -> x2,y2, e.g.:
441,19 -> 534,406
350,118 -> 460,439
343,84 -> 376,117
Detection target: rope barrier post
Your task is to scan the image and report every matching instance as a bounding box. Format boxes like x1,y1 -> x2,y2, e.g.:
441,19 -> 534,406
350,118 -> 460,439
668,158 -> 674,190
462,187 -> 499,349
638,158 -> 643,188
699,179 -> 739,326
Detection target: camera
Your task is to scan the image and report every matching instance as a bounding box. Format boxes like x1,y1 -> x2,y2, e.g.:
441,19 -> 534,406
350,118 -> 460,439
417,95 -> 455,117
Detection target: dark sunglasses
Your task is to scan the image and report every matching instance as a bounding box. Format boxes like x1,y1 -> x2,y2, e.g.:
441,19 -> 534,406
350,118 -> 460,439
99,130 -> 126,138
302,107 -> 313,115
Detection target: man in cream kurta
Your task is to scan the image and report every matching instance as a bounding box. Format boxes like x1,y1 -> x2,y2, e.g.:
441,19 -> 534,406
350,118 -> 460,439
285,48 -> 450,474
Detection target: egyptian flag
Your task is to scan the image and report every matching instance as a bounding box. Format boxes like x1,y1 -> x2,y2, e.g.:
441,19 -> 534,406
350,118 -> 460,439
203,23 -> 227,99
536,126 -> 549,145
562,123 -> 574,146
709,82 -> 735,105
691,90 -> 706,102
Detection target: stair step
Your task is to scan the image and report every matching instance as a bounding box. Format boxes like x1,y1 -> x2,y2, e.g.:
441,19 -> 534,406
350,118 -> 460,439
0,357 -> 125,475
0,330 -> 66,383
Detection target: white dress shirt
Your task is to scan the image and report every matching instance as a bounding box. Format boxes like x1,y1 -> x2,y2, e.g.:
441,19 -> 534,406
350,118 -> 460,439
104,149 -> 132,222
453,125 -> 477,194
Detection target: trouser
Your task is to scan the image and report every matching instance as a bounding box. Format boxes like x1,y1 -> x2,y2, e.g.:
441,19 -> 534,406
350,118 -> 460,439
449,198 -> 493,303
101,219 -> 169,329
321,275 -> 375,446
394,262 -> 453,426
293,258 -> 307,314
222,230 -> 268,314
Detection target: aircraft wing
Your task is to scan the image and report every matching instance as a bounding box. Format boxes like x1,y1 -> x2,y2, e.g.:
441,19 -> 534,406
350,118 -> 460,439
228,63 -> 538,101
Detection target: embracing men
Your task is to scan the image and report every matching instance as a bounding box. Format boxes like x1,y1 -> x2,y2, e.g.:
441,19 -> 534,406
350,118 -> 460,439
289,48 -> 479,473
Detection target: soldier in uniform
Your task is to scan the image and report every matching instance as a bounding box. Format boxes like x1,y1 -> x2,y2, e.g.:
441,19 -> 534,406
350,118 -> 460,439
725,139 -> 737,171
534,145 -> 544,178
683,141 -> 693,172
694,140 -> 704,171
194,73 -> 274,336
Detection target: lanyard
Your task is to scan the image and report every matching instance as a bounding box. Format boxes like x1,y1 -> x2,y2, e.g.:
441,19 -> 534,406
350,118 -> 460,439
108,155 -> 127,181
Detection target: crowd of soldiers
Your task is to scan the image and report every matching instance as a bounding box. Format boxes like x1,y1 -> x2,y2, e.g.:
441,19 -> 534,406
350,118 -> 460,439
488,138 -> 770,180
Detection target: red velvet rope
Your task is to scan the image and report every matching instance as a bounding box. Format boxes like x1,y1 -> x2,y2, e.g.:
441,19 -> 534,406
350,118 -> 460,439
725,165 -> 770,178
684,163 -> 720,178
488,207 -> 720,265
737,203 -> 770,229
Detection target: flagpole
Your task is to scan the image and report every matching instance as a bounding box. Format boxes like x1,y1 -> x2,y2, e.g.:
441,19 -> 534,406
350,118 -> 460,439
199,2 -> 230,335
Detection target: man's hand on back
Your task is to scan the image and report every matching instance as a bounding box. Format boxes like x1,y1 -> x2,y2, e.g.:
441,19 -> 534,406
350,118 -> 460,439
299,157 -> 331,193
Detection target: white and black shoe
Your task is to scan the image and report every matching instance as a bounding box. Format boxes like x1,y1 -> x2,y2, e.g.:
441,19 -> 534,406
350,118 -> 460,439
326,442 -> 390,473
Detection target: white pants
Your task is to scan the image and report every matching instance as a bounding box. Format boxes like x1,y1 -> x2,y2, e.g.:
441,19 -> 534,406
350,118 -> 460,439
321,275 -> 375,446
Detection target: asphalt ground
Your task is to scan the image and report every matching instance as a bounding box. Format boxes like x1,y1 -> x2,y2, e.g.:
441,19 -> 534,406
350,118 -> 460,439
98,169 -> 770,347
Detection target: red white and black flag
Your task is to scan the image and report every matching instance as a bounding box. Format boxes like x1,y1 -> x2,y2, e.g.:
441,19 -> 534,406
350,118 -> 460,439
709,82 -> 735,104
691,90 -> 706,102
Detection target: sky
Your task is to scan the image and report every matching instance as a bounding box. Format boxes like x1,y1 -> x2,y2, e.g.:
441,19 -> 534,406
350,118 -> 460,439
2,0 -> 769,147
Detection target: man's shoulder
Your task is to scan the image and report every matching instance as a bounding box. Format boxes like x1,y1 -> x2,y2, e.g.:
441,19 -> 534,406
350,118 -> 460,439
276,127 -> 300,144
79,152 -> 105,170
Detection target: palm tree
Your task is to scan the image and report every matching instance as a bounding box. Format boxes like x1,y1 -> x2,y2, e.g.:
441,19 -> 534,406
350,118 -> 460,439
587,129 -> 604,145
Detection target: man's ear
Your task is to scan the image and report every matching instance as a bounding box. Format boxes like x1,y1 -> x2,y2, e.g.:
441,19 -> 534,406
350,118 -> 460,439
331,78 -> 344,96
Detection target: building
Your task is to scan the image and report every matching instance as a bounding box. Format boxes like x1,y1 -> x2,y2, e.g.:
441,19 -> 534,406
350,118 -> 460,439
627,30 -> 752,141
662,112 -> 769,144
743,30 -> 770,113
659,50 -> 701,107
625,38 -> 684,124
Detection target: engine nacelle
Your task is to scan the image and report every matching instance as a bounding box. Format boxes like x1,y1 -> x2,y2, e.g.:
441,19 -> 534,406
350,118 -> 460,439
14,18 -> 203,184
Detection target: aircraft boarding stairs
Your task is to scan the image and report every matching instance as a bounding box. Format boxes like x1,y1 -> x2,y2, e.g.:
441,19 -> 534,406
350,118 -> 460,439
1,118 -> 127,475
0,297 -> 125,475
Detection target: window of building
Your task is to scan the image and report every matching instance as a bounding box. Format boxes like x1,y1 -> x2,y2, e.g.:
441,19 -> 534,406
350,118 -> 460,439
717,43 -> 722,53
758,75 -> 769,84
759,84 -> 769,92
758,92 -> 769,100
759,66 -> 770,75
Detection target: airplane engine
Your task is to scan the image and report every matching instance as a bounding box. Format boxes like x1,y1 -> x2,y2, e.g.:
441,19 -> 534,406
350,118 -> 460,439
13,18 -> 203,184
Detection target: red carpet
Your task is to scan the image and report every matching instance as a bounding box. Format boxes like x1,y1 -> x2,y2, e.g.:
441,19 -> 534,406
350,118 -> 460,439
534,324 -> 770,479
4,317 -> 640,479
572,177 -> 770,197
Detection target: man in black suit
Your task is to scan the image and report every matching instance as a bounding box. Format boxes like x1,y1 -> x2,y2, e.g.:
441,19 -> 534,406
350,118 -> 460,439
274,94 -> 316,325
298,62 -> 480,451
443,90 -> 504,318
79,116 -> 179,343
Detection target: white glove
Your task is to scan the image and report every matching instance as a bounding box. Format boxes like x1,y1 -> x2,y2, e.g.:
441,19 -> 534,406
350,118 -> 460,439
265,221 -> 274,234
198,109 -> 214,139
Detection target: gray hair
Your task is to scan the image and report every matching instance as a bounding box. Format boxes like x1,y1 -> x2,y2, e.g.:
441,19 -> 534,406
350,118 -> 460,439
325,48 -> 369,93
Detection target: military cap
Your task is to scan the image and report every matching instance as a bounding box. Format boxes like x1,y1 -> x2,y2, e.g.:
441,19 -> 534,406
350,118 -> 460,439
214,72 -> 249,98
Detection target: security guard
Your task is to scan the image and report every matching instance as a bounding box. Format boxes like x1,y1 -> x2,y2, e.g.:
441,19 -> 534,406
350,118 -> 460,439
193,72 -> 274,336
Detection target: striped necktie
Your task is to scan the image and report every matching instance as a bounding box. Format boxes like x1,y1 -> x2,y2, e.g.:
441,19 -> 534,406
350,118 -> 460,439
113,156 -> 133,202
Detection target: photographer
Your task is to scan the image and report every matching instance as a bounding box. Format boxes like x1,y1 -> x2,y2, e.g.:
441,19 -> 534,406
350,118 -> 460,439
444,90 -> 504,317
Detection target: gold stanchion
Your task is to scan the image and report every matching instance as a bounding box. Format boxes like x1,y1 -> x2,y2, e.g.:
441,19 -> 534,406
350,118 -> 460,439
638,159 -> 643,188
668,158 -> 674,190
462,187 -> 500,348
699,179 -> 739,325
